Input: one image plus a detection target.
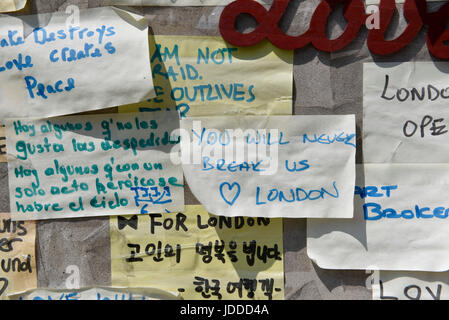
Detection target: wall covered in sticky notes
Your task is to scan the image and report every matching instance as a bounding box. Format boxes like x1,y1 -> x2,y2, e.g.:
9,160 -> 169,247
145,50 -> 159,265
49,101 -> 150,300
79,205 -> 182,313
4,0 -> 449,301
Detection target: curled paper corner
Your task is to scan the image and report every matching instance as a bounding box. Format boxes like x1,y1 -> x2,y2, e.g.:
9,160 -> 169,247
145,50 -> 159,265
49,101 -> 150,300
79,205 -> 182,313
306,252 -> 338,271
0,0 -> 26,13
305,244 -> 323,269
370,276 -> 381,300
13,0 -> 26,11
305,232 -> 342,271
110,6 -> 148,30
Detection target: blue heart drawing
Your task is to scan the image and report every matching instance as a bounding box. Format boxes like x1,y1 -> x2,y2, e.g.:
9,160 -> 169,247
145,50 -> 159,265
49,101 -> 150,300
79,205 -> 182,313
219,182 -> 241,206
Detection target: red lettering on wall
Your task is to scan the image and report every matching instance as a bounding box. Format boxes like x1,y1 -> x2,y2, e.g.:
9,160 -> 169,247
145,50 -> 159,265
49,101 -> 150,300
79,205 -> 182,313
219,0 -> 449,59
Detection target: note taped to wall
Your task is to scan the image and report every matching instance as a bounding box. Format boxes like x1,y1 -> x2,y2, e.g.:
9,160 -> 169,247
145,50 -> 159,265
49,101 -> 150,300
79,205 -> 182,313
0,213 -> 36,300
0,127 -> 6,162
6,112 -> 184,220
365,0 -> 439,4
119,35 -> 292,117
180,115 -> 356,218
0,0 -> 26,12
363,62 -> 449,162
11,287 -> 180,300
110,205 -> 284,300
372,271 -> 449,300
104,0 -> 266,6
307,164 -> 449,271
0,7 -> 154,123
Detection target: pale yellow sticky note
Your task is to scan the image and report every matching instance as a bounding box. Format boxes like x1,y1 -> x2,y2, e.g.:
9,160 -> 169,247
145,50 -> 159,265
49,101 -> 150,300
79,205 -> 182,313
119,35 -> 293,117
0,0 -> 26,12
111,205 -> 284,300
0,213 -> 37,300
0,127 -> 6,162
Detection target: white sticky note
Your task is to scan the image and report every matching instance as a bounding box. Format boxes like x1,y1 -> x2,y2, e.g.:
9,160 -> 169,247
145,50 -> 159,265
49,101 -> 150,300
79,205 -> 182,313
0,7 -> 154,123
10,287 -> 180,300
179,115 -> 356,218
308,164 -> 449,271
104,0 -> 267,6
363,62 -> 449,162
6,111 -> 184,220
373,271 -> 449,300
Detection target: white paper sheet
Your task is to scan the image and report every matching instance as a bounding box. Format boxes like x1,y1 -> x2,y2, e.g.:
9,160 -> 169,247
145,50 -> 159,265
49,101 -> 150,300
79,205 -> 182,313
10,287 -> 180,300
308,164 -> 449,271
0,7 -> 154,123
365,0 -> 440,4
363,62 -> 449,162
104,0 -> 267,6
372,271 -> 449,300
180,115 -> 356,218
6,111 -> 184,220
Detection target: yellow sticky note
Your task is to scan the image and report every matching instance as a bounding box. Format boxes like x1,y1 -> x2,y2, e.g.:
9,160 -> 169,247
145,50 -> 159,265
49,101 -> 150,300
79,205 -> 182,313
0,213 -> 37,299
111,205 -> 284,300
0,0 -> 26,12
119,35 -> 293,117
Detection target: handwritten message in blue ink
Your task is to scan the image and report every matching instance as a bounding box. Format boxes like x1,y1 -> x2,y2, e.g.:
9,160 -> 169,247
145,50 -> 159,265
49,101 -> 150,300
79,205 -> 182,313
12,287 -> 179,300
180,115 -> 356,218
5,112 -> 184,220
118,35 -> 292,117
307,164 -> 449,271
0,7 -> 154,123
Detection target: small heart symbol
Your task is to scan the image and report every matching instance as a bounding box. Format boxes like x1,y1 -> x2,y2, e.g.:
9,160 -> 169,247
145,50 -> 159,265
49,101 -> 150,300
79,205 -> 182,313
219,182 -> 241,206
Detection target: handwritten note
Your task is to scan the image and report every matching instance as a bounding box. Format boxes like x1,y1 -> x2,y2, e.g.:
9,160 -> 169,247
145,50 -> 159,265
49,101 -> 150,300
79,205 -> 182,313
110,205 -> 284,300
308,164 -> 449,271
0,7 -> 154,123
0,127 -> 6,162
6,112 -> 184,220
0,213 -> 36,300
11,287 -> 180,300
373,271 -> 449,300
363,62 -> 449,162
180,115 -> 356,218
119,35 -> 292,117
0,0 -> 26,12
